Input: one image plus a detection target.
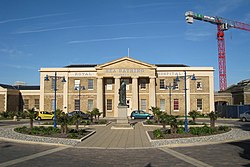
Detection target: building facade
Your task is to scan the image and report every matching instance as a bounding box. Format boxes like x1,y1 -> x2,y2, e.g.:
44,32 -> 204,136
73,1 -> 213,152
40,57 -> 215,117
0,84 -> 40,112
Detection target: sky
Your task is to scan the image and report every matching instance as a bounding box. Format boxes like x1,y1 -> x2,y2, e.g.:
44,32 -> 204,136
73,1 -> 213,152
0,0 -> 249,91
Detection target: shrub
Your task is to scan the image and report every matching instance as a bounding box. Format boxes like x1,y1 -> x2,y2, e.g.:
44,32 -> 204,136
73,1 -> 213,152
153,129 -> 163,139
178,120 -> 184,126
189,126 -> 216,135
146,120 -> 153,125
218,126 -> 230,132
177,127 -> 185,134
98,119 -> 107,124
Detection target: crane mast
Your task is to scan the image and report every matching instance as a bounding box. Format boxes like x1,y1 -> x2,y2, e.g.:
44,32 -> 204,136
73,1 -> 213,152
185,11 -> 250,91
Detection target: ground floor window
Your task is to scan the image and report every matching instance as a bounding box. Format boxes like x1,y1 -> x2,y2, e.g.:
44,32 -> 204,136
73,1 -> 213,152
35,99 -> 39,109
141,99 -> 147,110
174,99 -> 179,111
51,99 -> 55,111
74,99 -> 80,111
24,99 -> 29,110
88,99 -> 94,111
107,99 -> 112,111
160,99 -> 165,111
197,99 -> 203,111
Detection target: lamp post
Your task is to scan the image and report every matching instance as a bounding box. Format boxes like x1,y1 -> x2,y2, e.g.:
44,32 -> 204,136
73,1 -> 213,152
75,85 -> 85,111
165,82 -> 177,115
44,72 -> 66,128
175,70 -> 196,132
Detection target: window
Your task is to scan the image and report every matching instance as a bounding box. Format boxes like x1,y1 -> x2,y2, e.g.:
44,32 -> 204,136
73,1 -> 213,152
174,99 -> 179,111
160,79 -> 165,89
35,99 -> 39,109
24,99 -> 29,110
107,99 -> 112,110
106,79 -> 113,90
75,99 -> 80,111
51,99 -> 55,111
141,99 -> 147,110
160,99 -> 165,111
88,79 -> 94,90
51,78 -> 55,90
88,99 -> 94,111
197,99 -> 203,111
196,81 -> 202,90
140,79 -> 146,89
173,79 -> 179,90
74,80 -> 80,90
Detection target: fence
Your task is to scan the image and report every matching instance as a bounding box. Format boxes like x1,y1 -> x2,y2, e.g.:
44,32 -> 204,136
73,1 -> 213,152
217,105 -> 250,118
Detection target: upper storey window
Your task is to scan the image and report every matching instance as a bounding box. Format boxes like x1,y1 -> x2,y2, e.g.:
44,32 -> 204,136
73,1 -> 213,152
140,78 -> 146,90
88,79 -> 94,90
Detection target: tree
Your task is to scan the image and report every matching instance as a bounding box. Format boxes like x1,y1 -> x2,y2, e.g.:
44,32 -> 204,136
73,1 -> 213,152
159,113 -> 178,134
168,115 -> 178,134
56,110 -> 70,134
151,107 -> 162,124
159,112 -> 168,129
208,111 -> 218,128
72,113 -> 82,130
188,110 -> 200,124
27,108 -> 37,129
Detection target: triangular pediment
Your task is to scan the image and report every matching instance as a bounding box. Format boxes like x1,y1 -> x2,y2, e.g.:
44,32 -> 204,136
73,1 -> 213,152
96,57 -> 156,70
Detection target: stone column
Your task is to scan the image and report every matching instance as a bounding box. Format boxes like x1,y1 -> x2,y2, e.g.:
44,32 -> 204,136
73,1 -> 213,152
132,76 -> 139,111
149,76 -> 156,110
114,76 -> 121,117
97,76 -> 103,114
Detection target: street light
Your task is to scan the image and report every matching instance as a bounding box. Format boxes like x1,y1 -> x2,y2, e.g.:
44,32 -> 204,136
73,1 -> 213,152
165,82 -> 177,115
44,72 -> 66,128
75,85 -> 85,111
175,70 -> 196,132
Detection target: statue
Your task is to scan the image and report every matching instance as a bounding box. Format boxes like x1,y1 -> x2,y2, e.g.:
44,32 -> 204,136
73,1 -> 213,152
119,81 -> 126,106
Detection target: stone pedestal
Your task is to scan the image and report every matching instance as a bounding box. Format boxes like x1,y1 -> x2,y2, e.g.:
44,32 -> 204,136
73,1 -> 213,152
117,105 -> 128,124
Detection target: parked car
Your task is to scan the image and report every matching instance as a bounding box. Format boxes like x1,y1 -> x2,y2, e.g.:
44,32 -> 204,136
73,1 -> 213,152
240,111 -> 250,122
130,110 -> 153,119
67,111 -> 90,119
35,111 -> 54,121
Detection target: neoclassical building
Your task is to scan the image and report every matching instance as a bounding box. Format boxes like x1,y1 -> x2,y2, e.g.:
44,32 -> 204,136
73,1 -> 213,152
39,57 -> 215,117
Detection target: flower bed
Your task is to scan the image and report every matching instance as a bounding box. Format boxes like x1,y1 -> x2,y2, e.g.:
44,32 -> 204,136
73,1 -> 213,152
148,125 -> 231,140
14,126 -> 92,139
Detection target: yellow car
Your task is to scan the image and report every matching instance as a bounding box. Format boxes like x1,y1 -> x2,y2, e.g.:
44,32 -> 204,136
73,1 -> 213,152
35,111 -> 54,120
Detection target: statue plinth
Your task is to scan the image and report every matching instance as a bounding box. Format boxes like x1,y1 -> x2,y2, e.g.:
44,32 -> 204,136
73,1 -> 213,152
117,105 -> 128,124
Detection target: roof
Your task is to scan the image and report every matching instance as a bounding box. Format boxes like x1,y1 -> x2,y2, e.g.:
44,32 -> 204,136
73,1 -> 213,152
221,79 -> 250,93
0,84 -> 40,90
155,64 -> 189,67
0,84 -> 17,90
65,64 -> 189,68
65,64 -> 97,68
14,85 -> 40,90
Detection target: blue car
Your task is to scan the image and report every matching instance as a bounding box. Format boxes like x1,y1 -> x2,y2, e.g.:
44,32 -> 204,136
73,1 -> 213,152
130,110 -> 153,120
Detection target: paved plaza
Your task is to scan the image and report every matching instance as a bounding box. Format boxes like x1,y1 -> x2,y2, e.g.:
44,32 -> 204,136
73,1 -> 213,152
0,119 -> 249,166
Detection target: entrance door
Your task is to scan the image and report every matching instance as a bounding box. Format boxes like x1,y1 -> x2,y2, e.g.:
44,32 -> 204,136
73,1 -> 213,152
126,98 -> 132,116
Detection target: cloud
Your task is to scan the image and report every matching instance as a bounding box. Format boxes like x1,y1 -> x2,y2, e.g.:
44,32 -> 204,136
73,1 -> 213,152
185,29 -> 212,41
1,63 -> 37,70
68,35 -> 180,44
127,2 -> 192,8
13,21 -> 179,34
212,0 -> 244,16
0,47 -> 33,58
0,12 -> 71,24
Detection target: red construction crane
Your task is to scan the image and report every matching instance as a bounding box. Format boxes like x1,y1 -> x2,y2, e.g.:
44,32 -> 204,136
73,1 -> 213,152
185,11 -> 250,91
